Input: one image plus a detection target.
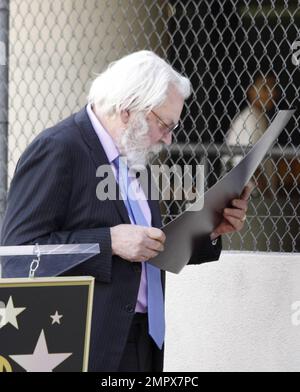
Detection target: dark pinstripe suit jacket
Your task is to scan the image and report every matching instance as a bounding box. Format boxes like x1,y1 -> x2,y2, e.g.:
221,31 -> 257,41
0,107 -> 222,372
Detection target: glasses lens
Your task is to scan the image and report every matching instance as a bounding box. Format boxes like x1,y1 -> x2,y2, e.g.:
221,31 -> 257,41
171,123 -> 179,132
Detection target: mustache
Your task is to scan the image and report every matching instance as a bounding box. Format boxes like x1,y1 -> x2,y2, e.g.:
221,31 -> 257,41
117,115 -> 164,167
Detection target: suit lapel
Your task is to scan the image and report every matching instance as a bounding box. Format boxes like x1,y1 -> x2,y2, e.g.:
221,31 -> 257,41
74,107 -> 131,224
148,197 -> 162,228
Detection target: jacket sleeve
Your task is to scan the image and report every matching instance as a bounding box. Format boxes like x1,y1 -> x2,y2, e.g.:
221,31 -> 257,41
188,234 -> 222,265
0,136 -> 112,282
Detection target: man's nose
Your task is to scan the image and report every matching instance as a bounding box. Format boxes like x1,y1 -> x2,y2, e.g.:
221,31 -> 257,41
161,132 -> 172,146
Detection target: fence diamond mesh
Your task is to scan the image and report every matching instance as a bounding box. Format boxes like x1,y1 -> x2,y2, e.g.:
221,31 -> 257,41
4,0 -> 300,252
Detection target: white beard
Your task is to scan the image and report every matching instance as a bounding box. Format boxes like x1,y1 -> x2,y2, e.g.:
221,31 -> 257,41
117,112 -> 164,169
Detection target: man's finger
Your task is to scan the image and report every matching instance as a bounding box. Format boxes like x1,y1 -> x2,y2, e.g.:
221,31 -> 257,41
231,199 -> 248,211
146,227 -> 166,243
145,237 -> 165,252
241,183 -> 254,201
224,208 -> 246,220
224,215 -> 243,231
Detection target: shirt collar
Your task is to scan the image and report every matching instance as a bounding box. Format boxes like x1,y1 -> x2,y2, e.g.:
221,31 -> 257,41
86,103 -> 120,164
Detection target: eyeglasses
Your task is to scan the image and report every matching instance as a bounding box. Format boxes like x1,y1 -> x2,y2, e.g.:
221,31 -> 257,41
150,110 -> 179,135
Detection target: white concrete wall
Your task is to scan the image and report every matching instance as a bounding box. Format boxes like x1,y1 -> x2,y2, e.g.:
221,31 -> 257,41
164,251 -> 300,372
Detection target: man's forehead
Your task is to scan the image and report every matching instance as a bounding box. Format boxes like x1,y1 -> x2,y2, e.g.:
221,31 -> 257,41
156,89 -> 185,120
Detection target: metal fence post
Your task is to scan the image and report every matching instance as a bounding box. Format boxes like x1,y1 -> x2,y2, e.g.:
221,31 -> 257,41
0,0 -> 8,223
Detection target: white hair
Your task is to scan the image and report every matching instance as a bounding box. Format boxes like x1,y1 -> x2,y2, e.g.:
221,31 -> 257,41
88,50 -> 191,116
117,112 -> 163,168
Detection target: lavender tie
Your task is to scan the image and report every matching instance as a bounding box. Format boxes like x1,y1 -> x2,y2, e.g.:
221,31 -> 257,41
114,156 -> 165,349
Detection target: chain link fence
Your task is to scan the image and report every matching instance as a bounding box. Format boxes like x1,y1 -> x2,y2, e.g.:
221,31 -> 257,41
3,0 -> 300,252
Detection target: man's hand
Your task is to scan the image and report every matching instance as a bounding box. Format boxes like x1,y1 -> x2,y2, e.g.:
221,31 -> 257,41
210,183 -> 253,240
110,224 -> 166,262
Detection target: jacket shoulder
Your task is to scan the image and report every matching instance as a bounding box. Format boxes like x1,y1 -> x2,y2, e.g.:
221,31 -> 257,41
34,111 -> 82,146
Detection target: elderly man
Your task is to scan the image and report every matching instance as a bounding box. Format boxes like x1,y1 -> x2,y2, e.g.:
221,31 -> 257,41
1,51 -> 250,372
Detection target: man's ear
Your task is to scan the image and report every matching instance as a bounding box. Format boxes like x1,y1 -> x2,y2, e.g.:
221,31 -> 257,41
120,109 -> 130,124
